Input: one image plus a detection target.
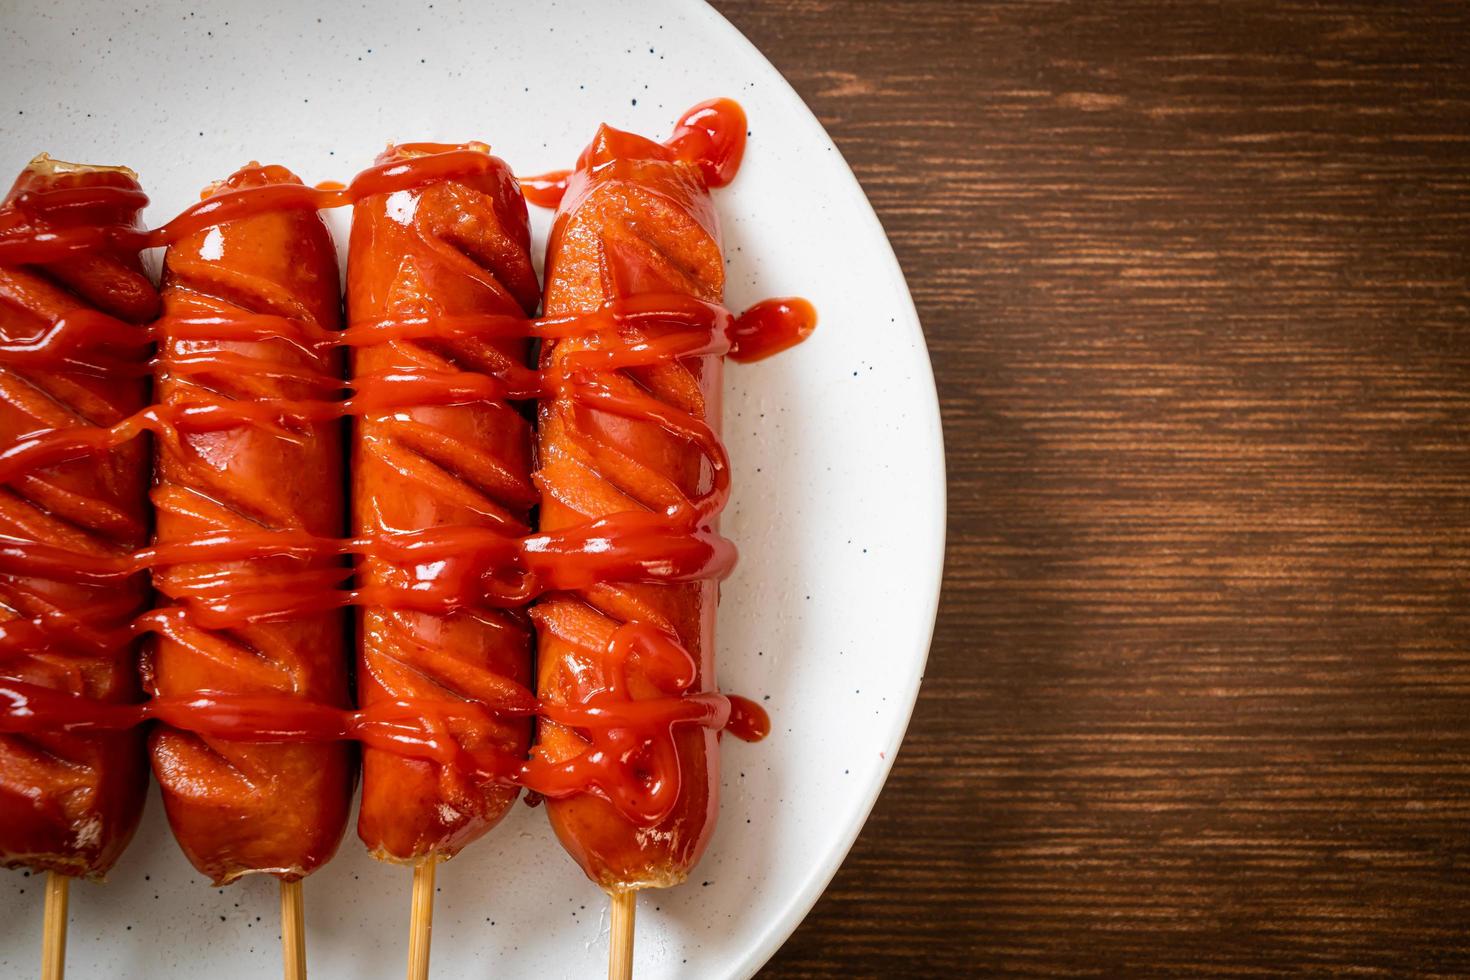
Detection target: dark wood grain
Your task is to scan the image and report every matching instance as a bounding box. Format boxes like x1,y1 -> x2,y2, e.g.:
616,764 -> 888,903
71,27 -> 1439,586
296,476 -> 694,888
708,1 -> 1470,975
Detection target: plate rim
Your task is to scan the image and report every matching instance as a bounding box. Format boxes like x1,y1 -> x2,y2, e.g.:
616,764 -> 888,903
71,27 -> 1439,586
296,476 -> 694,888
0,2 -> 949,974
686,3 -> 948,976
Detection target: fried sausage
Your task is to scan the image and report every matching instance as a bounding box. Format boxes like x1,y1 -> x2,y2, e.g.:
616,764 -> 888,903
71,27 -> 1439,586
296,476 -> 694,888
0,156 -> 157,878
145,163 -> 353,884
533,124 -> 728,890
348,143 -> 540,862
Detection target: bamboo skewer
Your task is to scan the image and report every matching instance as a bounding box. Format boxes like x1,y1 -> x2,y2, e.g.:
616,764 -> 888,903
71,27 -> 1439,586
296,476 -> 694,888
280,878 -> 307,980
40,871 -> 69,980
608,889 -> 637,980
406,857 -> 436,980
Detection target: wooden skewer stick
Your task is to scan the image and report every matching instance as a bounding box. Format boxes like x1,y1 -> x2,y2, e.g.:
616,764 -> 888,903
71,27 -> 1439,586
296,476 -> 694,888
406,857 -> 436,980
41,872 -> 69,980
280,878 -> 307,980
608,889 -> 637,980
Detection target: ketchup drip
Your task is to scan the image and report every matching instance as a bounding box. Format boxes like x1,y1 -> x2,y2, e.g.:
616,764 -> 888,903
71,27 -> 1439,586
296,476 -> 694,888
0,100 -> 811,828
519,169 -> 571,210
728,297 -> 819,363
518,97 -> 747,209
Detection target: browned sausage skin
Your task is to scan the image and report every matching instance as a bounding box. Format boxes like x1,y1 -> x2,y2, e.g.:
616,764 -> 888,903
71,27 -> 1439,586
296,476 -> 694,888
349,143 -> 540,862
534,124 -> 728,891
0,157 -> 157,878
146,163 -> 354,884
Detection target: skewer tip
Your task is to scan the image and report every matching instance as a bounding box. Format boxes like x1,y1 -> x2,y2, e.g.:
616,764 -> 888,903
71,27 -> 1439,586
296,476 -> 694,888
406,856 -> 437,980
41,871 -> 69,980
608,889 -> 638,980
280,877 -> 307,980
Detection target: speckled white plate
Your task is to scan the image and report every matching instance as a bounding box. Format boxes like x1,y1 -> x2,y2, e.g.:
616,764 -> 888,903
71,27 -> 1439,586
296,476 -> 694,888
0,0 -> 943,976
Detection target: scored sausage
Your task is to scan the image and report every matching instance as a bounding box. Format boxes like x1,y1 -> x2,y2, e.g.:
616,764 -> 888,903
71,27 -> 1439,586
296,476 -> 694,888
0,157 -> 158,877
146,163 -> 353,883
533,124 -> 729,890
348,143 -> 540,862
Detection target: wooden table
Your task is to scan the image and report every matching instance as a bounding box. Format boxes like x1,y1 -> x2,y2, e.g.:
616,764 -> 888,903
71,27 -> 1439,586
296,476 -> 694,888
711,2 -> 1470,975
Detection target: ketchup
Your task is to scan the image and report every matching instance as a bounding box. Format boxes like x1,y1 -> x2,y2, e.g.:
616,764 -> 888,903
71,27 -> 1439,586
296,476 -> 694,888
518,97 -> 747,208
729,298 -> 819,363
519,169 -> 570,209
0,99 -> 807,829
665,97 -> 748,188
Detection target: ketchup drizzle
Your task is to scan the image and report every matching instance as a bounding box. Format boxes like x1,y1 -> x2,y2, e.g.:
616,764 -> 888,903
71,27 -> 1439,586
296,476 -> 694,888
0,100 -> 813,828
517,97 -> 747,209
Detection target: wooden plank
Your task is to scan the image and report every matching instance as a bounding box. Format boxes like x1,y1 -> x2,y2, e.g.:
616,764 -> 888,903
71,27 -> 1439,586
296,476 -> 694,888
709,1 -> 1470,975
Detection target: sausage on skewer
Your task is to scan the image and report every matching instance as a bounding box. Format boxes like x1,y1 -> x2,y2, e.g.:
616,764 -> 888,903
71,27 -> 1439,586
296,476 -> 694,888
348,142 -> 540,863
533,121 -> 731,891
0,157 -> 158,878
146,163 -> 353,884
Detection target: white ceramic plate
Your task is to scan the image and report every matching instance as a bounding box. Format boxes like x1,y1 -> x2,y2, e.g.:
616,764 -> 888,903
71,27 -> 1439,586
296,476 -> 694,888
0,0 -> 944,976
